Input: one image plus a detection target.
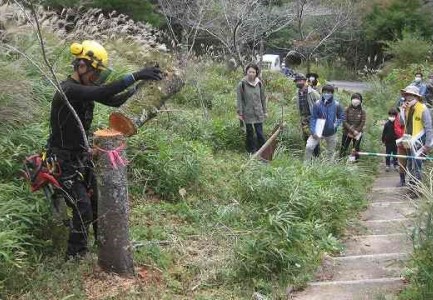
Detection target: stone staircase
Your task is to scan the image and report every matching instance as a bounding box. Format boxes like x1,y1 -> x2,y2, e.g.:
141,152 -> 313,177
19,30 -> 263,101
292,170 -> 415,300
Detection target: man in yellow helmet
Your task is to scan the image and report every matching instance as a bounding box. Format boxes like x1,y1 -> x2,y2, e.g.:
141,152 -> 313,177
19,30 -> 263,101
48,40 -> 162,259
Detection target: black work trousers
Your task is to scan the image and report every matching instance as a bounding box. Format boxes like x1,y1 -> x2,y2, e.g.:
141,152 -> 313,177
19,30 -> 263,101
340,134 -> 362,160
245,123 -> 265,153
385,142 -> 398,167
57,155 -> 98,258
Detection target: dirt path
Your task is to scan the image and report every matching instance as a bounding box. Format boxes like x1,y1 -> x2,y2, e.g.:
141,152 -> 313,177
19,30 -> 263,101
327,81 -> 370,94
292,169 -> 414,300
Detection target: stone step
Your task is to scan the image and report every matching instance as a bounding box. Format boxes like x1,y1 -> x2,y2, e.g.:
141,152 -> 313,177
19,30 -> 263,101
362,219 -> 414,235
361,202 -> 415,221
370,186 -> 405,194
315,253 -> 408,282
368,192 -> 404,203
373,176 -> 401,189
342,234 -> 412,256
293,277 -> 404,300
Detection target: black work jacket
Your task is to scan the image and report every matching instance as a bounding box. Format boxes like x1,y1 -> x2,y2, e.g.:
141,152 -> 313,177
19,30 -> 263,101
49,77 -> 133,152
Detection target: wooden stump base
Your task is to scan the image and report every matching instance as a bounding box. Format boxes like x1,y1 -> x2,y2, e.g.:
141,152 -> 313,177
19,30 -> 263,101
94,129 -> 134,276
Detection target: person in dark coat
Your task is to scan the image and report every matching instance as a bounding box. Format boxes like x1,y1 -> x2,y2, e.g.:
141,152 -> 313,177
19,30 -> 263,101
381,108 -> 400,171
49,40 -> 162,259
340,93 -> 366,161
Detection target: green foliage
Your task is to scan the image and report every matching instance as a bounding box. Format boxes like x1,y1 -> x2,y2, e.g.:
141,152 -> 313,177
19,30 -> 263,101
363,0 -> 433,43
0,5 -> 381,298
399,170 -> 433,300
128,127 -> 208,201
384,31 -> 432,68
233,159 -> 367,281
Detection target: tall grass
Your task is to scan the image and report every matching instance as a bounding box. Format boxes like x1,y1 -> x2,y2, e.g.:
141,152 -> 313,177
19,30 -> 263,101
0,3 -> 385,299
399,168 -> 433,300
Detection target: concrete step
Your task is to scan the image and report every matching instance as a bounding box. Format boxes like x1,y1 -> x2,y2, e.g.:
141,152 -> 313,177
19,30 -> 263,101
342,234 -> 412,256
293,277 -> 404,300
370,186 -> 405,194
373,176 -> 401,189
361,202 -> 415,221
315,253 -> 408,282
362,219 -> 414,235
368,192 -> 404,203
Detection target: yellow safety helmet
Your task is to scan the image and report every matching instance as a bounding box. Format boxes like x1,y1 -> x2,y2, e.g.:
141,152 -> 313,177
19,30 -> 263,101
70,40 -> 108,70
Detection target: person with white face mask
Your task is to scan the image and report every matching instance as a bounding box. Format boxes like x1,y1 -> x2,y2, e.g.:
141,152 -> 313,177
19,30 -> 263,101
381,108 -> 403,171
396,85 -> 433,193
306,72 -> 320,91
305,84 -> 345,161
410,72 -> 427,100
340,93 -> 366,161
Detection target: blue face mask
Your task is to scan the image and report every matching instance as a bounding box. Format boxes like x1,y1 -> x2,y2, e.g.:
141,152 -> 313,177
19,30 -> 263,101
323,93 -> 333,103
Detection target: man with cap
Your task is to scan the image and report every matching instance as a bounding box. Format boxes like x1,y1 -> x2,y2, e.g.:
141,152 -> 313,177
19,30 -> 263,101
397,85 -> 433,190
294,73 -> 321,156
305,84 -> 345,161
48,40 -> 163,259
306,72 -> 320,91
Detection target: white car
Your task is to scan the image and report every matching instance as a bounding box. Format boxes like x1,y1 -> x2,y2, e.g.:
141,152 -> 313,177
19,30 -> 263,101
261,54 -> 281,71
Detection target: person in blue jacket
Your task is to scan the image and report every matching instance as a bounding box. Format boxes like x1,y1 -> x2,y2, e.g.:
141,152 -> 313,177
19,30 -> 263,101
305,84 -> 345,161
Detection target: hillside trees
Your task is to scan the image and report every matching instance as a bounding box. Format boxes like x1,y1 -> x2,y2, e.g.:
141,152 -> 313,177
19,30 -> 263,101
158,0 -> 295,66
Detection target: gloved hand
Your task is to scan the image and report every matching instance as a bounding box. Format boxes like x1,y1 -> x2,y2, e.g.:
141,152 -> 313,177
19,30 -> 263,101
132,67 -> 163,81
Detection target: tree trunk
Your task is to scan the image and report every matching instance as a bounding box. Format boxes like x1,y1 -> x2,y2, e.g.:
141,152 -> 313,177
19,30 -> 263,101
94,129 -> 134,276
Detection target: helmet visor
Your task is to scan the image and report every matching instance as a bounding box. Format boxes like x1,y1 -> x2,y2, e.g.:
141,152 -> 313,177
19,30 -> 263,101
92,68 -> 112,85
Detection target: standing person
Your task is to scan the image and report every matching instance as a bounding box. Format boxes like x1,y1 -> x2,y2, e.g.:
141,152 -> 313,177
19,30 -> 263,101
425,73 -> 433,108
381,108 -> 403,171
340,93 -> 366,161
305,84 -> 345,161
281,62 -> 290,77
294,74 -> 321,156
48,40 -> 162,259
410,72 -> 427,100
306,72 -> 320,91
236,63 -> 267,154
396,85 -> 433,188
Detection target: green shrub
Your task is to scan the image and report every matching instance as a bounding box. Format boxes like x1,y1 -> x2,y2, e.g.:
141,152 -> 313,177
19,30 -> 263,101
233,158 -> 367,282
384,31 -> 432,69
129,128 -> 209,201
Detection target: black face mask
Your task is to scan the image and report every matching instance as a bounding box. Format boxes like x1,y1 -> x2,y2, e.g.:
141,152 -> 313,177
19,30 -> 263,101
296,83 -> 305,89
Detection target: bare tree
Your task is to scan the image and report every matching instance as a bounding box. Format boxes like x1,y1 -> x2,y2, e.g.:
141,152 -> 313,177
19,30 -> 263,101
288,0 -> 353,72
158,0 -> 295,67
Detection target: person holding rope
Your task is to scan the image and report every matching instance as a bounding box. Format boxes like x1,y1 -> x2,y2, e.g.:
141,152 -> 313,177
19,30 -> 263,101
396,85 -> 433,189
48,40 -> 162,259
340,93 -> 366,162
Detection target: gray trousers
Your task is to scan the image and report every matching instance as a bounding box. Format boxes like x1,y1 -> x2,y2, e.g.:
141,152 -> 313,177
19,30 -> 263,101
305,134 -> 337,161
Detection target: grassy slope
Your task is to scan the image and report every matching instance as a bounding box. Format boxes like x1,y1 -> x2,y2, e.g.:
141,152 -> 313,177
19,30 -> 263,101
0,32 -> 389,300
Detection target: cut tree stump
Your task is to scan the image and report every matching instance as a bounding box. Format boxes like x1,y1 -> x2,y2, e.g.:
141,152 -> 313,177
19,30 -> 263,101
94,129 -> 133,276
